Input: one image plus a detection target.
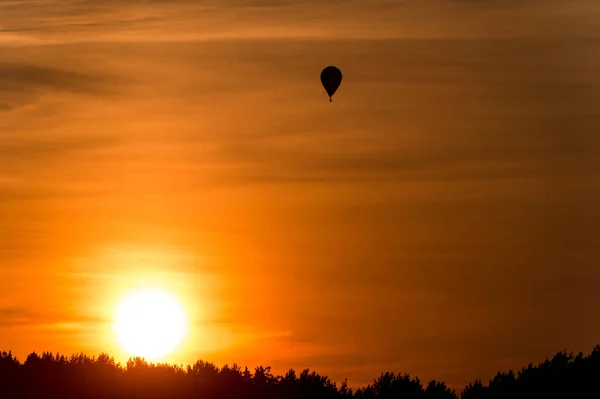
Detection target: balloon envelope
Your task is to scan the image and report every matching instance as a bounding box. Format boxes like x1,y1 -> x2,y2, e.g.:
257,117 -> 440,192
320,66 -> 342,102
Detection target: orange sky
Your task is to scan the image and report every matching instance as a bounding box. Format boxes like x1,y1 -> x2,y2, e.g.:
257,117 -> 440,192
1,0 -> 600,390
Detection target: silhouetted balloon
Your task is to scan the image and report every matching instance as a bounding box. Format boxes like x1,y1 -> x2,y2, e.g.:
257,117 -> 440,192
320,66 -> 342,102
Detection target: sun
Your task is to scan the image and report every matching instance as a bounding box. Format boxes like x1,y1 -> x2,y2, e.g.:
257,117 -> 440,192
114,289 -> 187,360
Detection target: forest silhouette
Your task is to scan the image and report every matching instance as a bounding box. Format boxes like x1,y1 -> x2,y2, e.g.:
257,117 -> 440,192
1,345 -> 599,398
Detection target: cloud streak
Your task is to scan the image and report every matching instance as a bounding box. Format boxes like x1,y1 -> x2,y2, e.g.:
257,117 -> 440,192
0,62 -> 115,92
0,60 -> 132,112
0,306 -> 107,329
2,0 -> 599,45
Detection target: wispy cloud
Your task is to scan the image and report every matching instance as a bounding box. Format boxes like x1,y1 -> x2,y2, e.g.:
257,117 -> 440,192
0,61 -> 121,92
2,0 -> 599,45
0,60 -> 132,115
0,306 -> 107,329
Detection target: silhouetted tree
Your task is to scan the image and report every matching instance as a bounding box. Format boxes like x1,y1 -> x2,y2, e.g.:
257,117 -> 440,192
461,379 -> 485,399
425,380 -> 457,399
0,345 -> 599,398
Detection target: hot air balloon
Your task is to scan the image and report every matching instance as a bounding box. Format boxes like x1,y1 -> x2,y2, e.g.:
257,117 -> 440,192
320,66 -> 342,102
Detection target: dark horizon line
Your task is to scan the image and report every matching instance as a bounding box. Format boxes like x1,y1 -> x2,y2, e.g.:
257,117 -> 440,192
2,343 -> 599,386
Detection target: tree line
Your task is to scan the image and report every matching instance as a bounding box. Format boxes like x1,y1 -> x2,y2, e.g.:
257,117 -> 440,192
0,345 -> 598,398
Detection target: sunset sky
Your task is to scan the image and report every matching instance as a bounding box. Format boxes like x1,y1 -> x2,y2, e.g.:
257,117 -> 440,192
1,0 -> 600,390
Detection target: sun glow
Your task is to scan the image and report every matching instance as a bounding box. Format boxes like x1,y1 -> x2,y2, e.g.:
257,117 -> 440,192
114,289 -> 188,360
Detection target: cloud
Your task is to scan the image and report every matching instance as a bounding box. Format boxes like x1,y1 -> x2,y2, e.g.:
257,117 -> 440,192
1,36 -> 598,192
2,0 -> 599,44
0,61 -> 125,91
199,125 -> 600,186
153,35 -> 598,186
0,61 -> 130,111
0,306 -> 37,326
0,306 -> 107,329
0,133 -> 121,160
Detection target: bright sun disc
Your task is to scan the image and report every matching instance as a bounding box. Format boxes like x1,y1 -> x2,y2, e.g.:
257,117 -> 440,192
114,289 -> 187,360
